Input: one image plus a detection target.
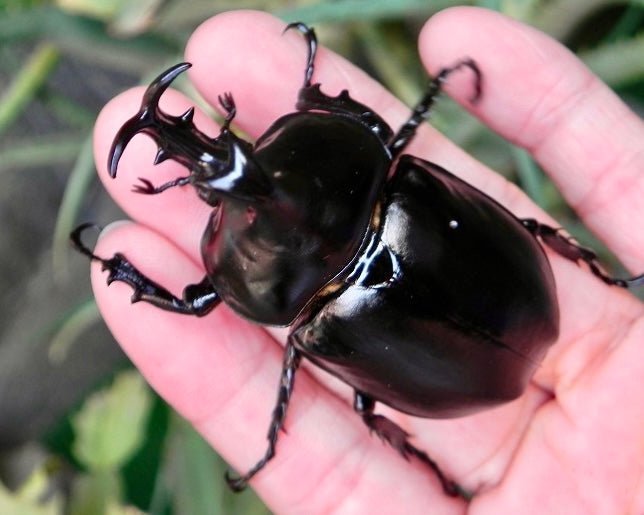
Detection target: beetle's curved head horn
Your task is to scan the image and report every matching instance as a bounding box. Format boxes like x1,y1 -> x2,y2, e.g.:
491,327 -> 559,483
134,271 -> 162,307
107,62 -> 194,178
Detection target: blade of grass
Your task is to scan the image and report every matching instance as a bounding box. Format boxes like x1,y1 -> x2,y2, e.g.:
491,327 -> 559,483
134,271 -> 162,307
278,0 -> 464,23
52,136 -> 95,282
0,7 -> 179,73
355,22 -> 423,105
170,416 -> 224,515
0,42 -> 60,139
43,91 -> 96,128
48,298 -> 100,364
0,135 -> 83,173
604,4 -> 644,42
532,0 -> 624,40
511,146 -> 548,209
580,32 -> 644,87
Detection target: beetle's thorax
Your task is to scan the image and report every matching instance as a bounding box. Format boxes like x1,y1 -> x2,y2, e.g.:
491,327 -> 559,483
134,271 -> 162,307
200,111 -> 391,325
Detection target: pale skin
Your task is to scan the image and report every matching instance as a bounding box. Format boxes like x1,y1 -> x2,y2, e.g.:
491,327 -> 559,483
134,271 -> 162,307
88,7 -> 644,514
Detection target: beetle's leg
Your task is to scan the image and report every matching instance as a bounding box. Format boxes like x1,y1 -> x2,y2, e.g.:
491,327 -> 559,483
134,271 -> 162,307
71,223 -> 220,316
521,218 -> 644,288
283,22 -> 317,88
287,23 -> 394,143
296,85 -> 394,143
225,338 -> 302,491
217,92 -> 236,132
354,391 -> 464,498
388,59 -> 482,159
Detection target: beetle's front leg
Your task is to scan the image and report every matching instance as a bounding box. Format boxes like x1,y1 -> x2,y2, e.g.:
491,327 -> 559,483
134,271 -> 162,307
354,391 -> 465,498
225,338 -> 301,491
521,218 -> 644,288
71,223 -> 220,316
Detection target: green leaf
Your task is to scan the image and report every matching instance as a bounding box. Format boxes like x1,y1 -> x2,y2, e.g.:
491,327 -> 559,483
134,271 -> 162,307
0,135 -> 82,174
169,417 -> 224,515
580,32 -> 644,87
69,470 -> 122,515
52,135 -> 95,282
0,465 -> 62,515
72,371 -> 153,471
0,42 -> 59,139
511,146 -> 548,209
278,0 -> 464,23
48,299 -> 100,364
165,416 -> 270,515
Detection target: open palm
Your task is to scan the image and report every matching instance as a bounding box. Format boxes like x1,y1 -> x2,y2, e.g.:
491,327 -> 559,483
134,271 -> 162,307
87,7 -> 644,514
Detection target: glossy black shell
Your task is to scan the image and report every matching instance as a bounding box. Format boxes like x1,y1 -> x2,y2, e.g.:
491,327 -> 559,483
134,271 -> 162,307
294,157 -> 558,417
192,98 -> 559,418
201,112 -> 389,325
105,60 -> 561,420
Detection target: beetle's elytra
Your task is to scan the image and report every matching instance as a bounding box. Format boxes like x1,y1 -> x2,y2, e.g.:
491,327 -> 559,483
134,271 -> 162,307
72,22 -> 644,496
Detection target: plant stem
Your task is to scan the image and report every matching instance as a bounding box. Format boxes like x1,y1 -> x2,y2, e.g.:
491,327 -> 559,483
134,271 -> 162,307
0,42 -> 60,138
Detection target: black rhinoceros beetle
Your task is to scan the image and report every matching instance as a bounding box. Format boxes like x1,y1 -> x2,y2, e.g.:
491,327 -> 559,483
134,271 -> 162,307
72,23 -> 644,495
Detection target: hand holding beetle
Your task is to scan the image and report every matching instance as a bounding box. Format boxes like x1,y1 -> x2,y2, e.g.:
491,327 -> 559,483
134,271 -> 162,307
84,7 -> 644,514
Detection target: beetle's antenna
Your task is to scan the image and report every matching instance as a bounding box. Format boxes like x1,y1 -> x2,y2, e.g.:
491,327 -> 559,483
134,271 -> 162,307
283,22 -> 318,88
388,59 -> 482,159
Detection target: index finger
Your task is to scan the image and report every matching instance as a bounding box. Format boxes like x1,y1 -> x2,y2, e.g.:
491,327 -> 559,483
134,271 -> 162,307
420,7 -> 644,271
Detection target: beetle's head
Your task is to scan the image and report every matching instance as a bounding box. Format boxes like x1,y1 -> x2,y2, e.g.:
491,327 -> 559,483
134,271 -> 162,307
108,63 -> 272,205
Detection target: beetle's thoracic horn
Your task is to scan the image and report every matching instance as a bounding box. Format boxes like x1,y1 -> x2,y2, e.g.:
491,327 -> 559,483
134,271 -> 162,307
107,62 -> 193,178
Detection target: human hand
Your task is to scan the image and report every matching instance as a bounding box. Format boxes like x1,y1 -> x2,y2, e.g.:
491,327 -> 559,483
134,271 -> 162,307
87,7 -> 644,514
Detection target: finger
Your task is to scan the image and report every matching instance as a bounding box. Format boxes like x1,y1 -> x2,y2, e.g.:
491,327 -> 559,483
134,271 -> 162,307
420,6 -> 644,270
90,222 -> 465,513
184,10 -> 527,213
182,10 -> 639,369
471,318 -> 644,513
93,87 -> 218,259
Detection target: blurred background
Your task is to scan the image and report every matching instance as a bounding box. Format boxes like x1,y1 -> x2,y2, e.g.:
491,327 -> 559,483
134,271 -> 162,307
0,0 -> 642,513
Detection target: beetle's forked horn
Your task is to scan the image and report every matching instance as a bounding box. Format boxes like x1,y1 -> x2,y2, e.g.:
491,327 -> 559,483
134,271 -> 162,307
108,62 -> 221,178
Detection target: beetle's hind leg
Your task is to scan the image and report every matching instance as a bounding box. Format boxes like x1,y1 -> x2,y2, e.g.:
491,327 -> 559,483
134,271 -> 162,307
521,218 -> 644,288
354,392 -> 465,498
389,59 -> 482,159
225,338 -> 302,491
71,223 -> 220,315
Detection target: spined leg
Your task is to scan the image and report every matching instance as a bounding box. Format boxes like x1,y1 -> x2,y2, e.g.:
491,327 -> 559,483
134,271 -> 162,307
521,218 -> 644,288
354,391 -> 464,498
71,223 -> 220,316
389,59 -> 482,159
226,338 -> 302,491
286,22 -> 394,142
283,22 -> 318,88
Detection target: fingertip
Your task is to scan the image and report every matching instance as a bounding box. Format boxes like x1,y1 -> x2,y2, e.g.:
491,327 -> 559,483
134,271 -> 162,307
417,7 -> 581,137
185,10 -> 301,134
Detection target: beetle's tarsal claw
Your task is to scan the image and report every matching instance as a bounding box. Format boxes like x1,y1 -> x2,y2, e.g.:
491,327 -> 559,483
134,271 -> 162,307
70,223 -> 105,262
224,470 -> 248,492
435,58 -> 482,104
283,21 -> 317,88
217,92 -> 236,130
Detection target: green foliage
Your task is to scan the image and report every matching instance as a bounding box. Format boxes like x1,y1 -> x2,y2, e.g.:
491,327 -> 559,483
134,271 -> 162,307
0,467 -> 63,515
72,371 -> 152,471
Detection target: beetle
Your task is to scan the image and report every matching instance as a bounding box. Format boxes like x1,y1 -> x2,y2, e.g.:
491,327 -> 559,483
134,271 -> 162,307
72,23 -> 644,495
